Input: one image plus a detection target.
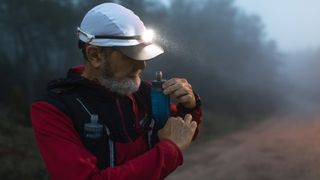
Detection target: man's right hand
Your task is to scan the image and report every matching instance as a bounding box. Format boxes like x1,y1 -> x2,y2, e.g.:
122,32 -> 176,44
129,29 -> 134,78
158,114 -> 197,151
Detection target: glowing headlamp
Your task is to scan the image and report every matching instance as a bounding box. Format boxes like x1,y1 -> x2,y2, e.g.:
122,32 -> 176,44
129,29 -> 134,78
141,29 -> 154,44
77,27 -> 155,44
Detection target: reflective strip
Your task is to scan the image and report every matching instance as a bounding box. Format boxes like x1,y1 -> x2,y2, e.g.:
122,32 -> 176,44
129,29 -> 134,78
76,98 -> 92,116
148,119 -> 155,149
139,115 -> 149,127
105,127 -> 115,167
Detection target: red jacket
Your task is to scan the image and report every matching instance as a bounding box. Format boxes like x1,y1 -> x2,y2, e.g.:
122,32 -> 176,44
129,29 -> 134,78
31,65 -> 202,180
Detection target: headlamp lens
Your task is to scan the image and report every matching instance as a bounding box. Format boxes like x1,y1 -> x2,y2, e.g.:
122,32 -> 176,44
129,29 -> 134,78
141,29 -> 154,44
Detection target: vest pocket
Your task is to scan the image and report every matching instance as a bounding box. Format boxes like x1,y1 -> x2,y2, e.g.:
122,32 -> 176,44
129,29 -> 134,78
83,135 -> 108,169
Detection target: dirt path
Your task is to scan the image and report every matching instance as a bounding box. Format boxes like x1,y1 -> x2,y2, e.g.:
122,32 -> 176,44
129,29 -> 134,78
167,115 -> 320,180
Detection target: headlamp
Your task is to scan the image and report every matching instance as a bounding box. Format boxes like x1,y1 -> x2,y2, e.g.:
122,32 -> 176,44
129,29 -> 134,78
77,27 -> 155,44
141,29 -> 154,44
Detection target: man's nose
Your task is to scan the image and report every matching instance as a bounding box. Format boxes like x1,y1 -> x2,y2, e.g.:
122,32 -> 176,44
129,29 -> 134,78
135,61 -> 146,70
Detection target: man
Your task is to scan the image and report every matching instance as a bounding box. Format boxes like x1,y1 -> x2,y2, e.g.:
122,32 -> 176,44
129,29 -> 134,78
31,3 -> 202,180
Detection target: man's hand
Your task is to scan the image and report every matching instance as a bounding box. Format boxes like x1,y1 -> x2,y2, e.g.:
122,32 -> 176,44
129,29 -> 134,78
158,114 -> 197,151
163,78 -> 196,109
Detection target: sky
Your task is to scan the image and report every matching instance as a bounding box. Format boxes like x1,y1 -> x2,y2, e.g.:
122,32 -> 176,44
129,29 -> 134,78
234,0 -> 320,53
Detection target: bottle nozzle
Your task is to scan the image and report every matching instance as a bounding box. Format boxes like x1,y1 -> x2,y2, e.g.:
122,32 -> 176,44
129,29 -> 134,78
156,71 -> 162,81
90,115 -> 99,123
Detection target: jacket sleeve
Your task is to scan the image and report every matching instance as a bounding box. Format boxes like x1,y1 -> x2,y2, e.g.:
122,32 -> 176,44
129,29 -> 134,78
31,101 -> 183,180
170,91 -> 203,139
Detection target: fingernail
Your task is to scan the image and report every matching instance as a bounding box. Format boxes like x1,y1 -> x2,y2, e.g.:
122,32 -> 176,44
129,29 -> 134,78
191,121 -> 197,128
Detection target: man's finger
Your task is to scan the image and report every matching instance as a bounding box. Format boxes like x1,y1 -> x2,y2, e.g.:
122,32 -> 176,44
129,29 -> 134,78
190,121 -> 197,130
173,88 -> 189,97
177,94 -> 193,104
163,83 -> 181,95
184,114 -> 192,124
162,78 -> 178,89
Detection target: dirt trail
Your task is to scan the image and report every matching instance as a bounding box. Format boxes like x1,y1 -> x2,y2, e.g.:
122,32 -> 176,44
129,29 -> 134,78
167,115 -> 320,180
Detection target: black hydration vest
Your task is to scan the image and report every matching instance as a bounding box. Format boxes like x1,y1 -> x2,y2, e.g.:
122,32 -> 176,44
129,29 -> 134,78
38,77 -> 159,169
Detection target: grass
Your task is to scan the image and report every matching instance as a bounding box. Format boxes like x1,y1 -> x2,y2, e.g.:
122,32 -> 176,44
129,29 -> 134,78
0,110 -> 48,180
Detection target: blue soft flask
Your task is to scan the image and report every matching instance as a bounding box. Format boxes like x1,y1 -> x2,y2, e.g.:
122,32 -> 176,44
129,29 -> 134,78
151,71 -> 170,127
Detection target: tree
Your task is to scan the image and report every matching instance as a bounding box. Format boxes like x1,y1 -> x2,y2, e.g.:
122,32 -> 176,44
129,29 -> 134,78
141,0 -> 286,119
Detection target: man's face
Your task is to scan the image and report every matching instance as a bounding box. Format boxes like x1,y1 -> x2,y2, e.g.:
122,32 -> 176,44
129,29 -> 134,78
99,50 -> 147,95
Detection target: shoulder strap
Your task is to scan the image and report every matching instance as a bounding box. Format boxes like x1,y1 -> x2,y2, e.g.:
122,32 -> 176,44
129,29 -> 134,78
133,81 -> 152,114
134,81 -> 161,149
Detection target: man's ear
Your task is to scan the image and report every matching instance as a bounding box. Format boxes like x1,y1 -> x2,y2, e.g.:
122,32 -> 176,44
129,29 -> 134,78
86,46 -> 103,68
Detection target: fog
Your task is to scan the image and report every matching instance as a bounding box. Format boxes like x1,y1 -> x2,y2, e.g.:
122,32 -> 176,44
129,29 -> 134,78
1,0 -> 320,124
279,49 -> 320,115
2,0 -> 320,178
235,0 -> 320,53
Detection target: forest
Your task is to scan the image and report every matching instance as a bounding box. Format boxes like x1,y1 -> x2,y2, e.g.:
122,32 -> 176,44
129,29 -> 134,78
1,0 -> 320,179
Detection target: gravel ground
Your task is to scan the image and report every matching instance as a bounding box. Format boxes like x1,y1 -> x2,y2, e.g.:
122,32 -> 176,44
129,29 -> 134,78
167,114 -> 320,180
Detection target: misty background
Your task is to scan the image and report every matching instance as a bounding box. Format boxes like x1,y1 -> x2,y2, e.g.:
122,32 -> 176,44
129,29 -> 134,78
0,0 -> 319,179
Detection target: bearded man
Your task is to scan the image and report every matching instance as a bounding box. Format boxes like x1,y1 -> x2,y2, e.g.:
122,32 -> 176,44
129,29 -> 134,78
31,3 -> 202,180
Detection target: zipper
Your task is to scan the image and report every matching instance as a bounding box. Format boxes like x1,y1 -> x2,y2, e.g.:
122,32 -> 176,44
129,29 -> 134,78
116,98 -> 133,142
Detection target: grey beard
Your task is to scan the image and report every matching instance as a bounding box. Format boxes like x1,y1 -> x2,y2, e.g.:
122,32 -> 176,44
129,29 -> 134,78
100,76 -> 141,96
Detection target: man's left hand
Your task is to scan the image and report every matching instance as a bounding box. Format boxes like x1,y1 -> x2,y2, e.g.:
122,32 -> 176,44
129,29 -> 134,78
163,78 -> 196,109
